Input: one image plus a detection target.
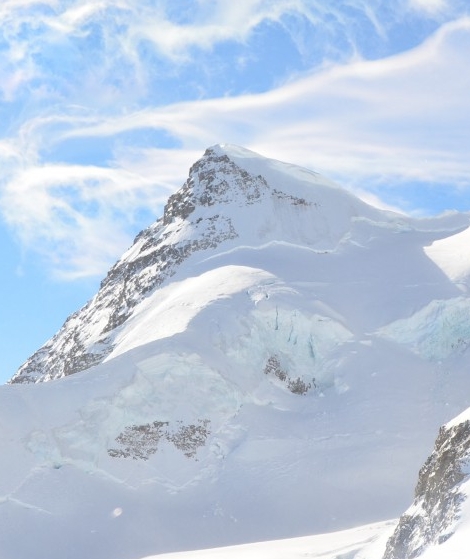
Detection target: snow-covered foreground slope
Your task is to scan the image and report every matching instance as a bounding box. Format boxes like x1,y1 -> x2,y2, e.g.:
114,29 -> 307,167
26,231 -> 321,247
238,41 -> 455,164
0,334 -> 450,559
142,520 -> 395,559
2,145 -> 470,558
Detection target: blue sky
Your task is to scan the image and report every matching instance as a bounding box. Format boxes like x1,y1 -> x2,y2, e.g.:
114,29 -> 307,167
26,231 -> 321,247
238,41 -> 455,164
1,0 -> 470,383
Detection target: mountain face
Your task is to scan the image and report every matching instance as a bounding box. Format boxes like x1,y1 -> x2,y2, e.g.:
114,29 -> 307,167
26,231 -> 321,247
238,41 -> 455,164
10,145 -> 470,385
3,145 -> 470,559
382,411 -> 470,559
10,145 -> 382,384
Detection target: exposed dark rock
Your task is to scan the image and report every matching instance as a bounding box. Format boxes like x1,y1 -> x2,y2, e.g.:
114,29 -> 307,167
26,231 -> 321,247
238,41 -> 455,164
273,189 -> 311,207
163,149 -> 268,226
108,421 -> 169,461
263,355 -> 313,395
383,420 -> 470,559
108,419 -> 211,460
10,147 -> 265,383
167,419 -> 211,458
101,214 -> 238,333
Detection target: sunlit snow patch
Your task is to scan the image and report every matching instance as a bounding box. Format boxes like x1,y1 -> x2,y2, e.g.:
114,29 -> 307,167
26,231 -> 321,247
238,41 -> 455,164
108,265 -> 276,359
141,519 -> 395,559
425,225 -> 470,288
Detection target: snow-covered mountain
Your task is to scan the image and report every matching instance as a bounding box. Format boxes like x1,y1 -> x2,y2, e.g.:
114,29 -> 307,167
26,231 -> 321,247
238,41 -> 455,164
3,144 -> 470,559
380,409 -> 470,559
11,144 -> 470,385
9,144 -> 402,384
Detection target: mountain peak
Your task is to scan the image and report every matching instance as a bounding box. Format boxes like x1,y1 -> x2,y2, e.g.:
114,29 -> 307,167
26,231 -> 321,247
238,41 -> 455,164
10,145 -> 336,383
162,144 -> 270,225
10,145 -> 463,385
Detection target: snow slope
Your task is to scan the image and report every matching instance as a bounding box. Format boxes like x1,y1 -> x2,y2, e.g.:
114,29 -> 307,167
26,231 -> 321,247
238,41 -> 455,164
141,520 -> 395,559
425,223 -> 470,287
2,145 -> 470,558
11,144 -> 470,384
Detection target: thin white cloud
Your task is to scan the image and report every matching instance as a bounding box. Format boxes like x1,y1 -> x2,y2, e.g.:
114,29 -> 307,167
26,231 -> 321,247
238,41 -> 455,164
46,2 -> 110,32
0,162 -> 173,279
408,0 -> 449,16
58,17 -> 470,186
1,4 -> 469,279
0,0 -> 446,105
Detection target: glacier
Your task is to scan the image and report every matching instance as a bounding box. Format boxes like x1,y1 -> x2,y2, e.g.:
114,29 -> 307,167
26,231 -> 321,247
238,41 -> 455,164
2,145 -> 470,558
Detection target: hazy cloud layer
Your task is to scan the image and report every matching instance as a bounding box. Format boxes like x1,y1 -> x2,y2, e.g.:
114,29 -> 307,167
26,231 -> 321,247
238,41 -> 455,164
0,1 -> 468,278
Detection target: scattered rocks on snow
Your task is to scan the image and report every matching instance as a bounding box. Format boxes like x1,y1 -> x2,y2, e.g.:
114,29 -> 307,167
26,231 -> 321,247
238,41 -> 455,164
108,419 -> 211,460
263,354 -> 313,395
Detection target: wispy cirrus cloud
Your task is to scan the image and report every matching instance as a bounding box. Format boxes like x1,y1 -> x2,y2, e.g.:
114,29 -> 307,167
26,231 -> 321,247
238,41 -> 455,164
408,0 -> 450,16
56,16 -> 470,186
2,16 -> 470,279
0,0 -> 458,106
0,161 -> 177,279
0,1 -> 469,279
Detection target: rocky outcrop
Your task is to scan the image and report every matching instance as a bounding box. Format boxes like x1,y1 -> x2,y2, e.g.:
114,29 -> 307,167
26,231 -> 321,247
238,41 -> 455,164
263,354 -> 314,395
383,419 -> 470,559
107,419 -> 211,460
9,148 -> 268,383
10,143 -> 424,385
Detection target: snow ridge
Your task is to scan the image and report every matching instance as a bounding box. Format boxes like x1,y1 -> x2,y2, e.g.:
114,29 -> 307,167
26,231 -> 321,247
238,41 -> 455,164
9,147 -> 290,383
9,144 -> 387,384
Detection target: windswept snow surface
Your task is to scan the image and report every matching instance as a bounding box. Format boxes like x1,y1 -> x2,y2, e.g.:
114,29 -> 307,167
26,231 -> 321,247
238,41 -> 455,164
141,520 -> 395,559
2,145 -> 470,558
425,223 -> 470,287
